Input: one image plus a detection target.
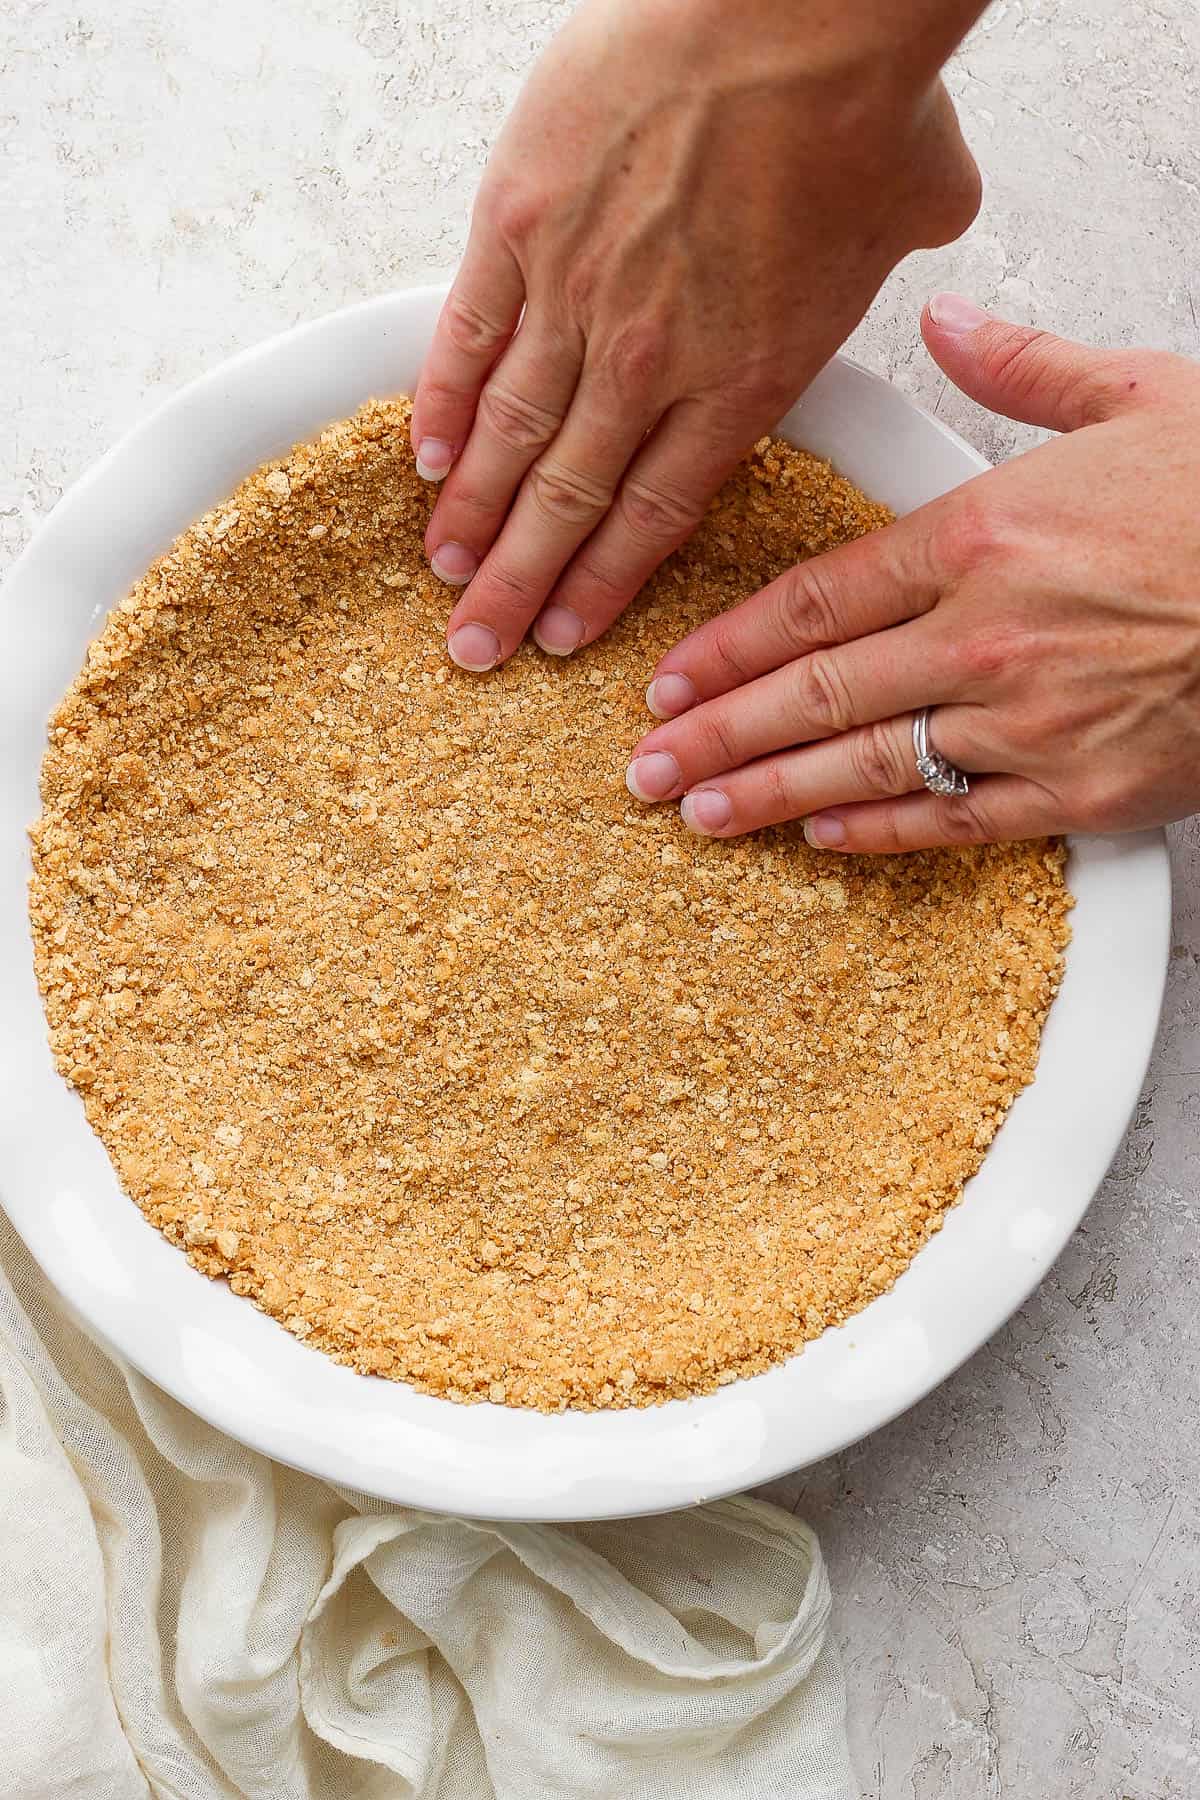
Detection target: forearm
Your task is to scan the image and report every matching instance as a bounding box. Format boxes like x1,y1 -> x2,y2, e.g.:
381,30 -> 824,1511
649,0 -> 989,95
796,0 -> 990,83
584,0 -> 983,237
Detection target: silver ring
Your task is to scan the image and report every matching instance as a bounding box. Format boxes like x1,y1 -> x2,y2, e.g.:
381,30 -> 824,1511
913,708 -> 970,798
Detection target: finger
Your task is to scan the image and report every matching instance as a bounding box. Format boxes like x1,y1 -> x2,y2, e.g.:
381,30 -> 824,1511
625,618 -> 953,803
410,235 -> 527,482
678,701 -> 1009,837
530,397 -> 757,658
921,295 -> 1169,434
426,320 -> 585,598
644,506 -> 944,720
803,775 -> 1061,855
676,709 -> 932,838
443,371 -> 663,666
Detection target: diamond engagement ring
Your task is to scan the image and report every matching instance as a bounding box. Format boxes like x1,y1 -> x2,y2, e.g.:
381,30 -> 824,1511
912,707 -> 970,798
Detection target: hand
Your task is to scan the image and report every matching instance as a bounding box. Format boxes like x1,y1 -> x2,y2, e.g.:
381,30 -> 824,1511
626,295 -> 1200,851
411,0 -> 982,673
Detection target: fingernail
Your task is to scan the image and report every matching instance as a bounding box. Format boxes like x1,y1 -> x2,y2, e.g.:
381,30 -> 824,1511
625,751 -> 682,803
448,623 -> 501,672
681,788 -> 731,835
928,293 -> 990,336
431,542 -> 478,585
645,673 -> 698,720
416,438 -> 454,481
804,814 -> 847,849
532,604 -> 584,656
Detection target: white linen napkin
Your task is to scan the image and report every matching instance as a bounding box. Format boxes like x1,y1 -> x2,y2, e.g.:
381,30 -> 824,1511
0,1214 -> 854,1799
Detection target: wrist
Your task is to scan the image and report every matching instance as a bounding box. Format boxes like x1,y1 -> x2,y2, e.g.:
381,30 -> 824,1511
624,0 -> 981,234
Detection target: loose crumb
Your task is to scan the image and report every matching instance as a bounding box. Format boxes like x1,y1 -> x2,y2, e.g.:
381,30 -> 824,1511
28,400 -> 1071,1410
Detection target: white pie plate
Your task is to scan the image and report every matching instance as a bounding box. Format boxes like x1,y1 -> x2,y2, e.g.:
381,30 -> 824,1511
0,287 -> 1170,1520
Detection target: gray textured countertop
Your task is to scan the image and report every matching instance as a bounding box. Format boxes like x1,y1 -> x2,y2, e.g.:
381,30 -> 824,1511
3,2 -> 1197,1793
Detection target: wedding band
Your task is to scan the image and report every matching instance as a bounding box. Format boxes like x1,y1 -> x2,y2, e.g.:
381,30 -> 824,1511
913,708 -> 970,798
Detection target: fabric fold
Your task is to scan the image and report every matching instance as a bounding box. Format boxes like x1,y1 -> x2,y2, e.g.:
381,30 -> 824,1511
0,1215 -> 854,1800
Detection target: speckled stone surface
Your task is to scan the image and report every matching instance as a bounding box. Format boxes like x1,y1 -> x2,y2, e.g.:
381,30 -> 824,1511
3,3 -> 1198,1794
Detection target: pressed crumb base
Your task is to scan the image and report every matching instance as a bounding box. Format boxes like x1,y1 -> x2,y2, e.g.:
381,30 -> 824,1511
29,400 -> 1071,1410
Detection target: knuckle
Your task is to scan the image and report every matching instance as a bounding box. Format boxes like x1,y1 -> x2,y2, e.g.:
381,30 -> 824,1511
982,328 -> 1125,430
1076,776 -> 1136,834
703,615 -> 755,688
481,181 -> 544,246
980,328 -> 1058,411
1057,363 -> 1125,429
771,562 -> 843,655
600,322 -> 669,393
848,720 -> 910,795
527,458 -> 612,528
430,482 -> 494,528
761,757 -> 795,818
418,375 -> 475,416
697,705 -> 742,770
792,651 -> 855,737
442,289 -> 512,360
932,491 -> 1010,578
869,809 -> 909,855
475,558 -> 539,615
933,792 -> 989,843
955,619 -> 1041,685
558,551 -> 626,607
619,475 -> 702,544
479,382 -> 562,455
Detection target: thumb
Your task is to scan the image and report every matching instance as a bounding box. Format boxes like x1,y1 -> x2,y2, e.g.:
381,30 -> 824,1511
921,293 -> 1148,433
